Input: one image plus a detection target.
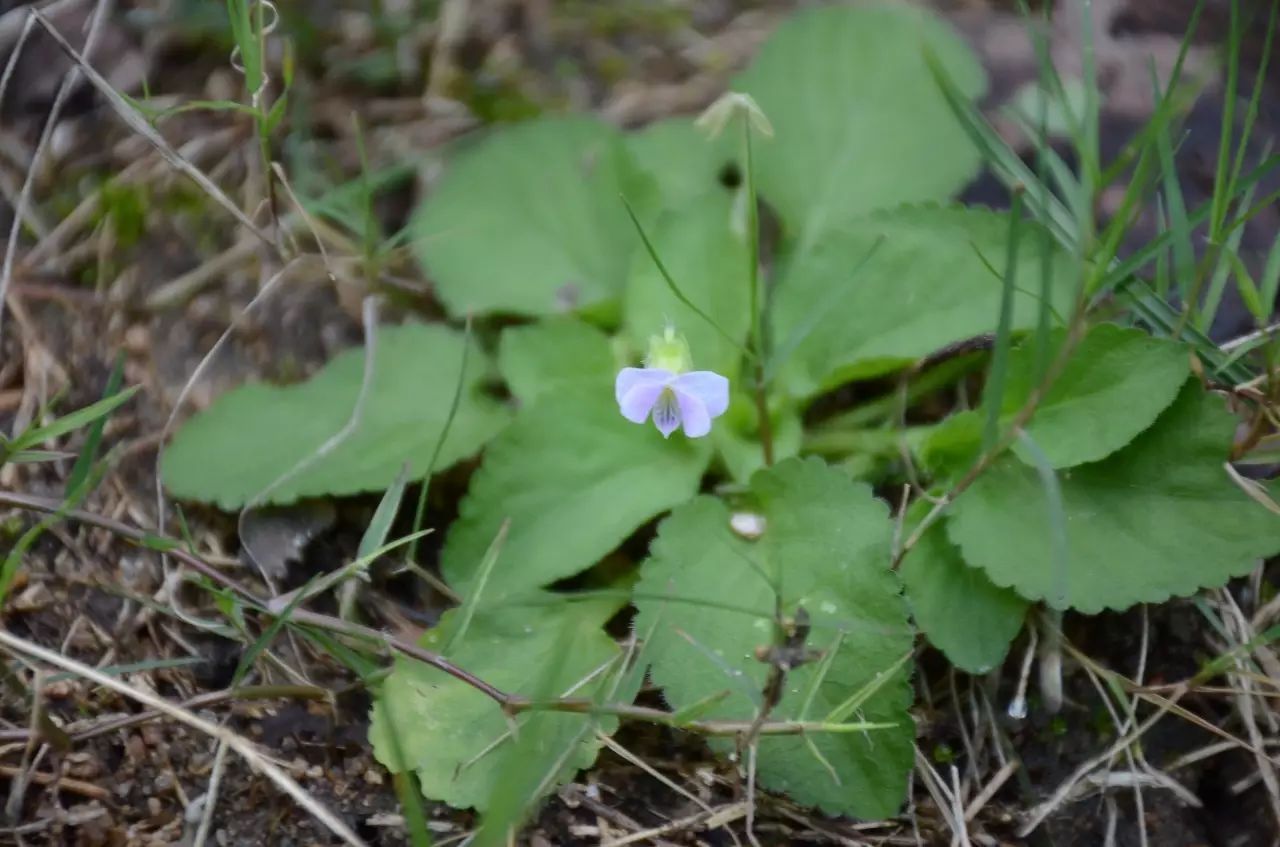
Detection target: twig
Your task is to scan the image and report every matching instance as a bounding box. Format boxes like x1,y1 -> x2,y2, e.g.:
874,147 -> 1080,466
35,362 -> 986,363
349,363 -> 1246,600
0,763 -> 109,801
0,490 -> 900,740
0,628 -> 368,846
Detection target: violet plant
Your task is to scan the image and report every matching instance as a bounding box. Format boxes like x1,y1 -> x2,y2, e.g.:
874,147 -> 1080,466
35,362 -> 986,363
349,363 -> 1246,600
159,2 -> 1280,837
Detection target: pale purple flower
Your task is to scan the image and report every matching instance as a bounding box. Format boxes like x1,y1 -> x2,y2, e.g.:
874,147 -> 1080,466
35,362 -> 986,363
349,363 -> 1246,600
615,368 -> 729,439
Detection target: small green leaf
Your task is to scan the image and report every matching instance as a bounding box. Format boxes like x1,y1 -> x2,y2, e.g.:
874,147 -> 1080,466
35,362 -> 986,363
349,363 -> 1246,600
949,381 -> 1280,612
442,388 -> 710,600
162,323 -> 510,509
410,117 -> 649,317
771,206 -> 1077,397
634,457 -> 914,819
624,192 -> 752,378
1002,323 -> 1191,468
736,5 -> 986,245
369,598 -> 622,810
900,509 -> 1027,674
497,319 -> 616,407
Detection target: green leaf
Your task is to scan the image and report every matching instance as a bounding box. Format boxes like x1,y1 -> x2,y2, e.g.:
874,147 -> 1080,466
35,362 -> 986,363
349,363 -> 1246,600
634,457 -> 914,819
919,323 -> 1190,474
162,323 -> 510,509
624,192 -> 752,378
442,388 -> 710,600
900,510 -> 1027,674
410,117 -> 648,317
918,409 -> 982,477
625,117 -> 737,214
948,381 -> 1280,612
1001,323 -> 1191,468
771,205 -> 1077,397
369,598 -> 622,810
497,319 -> 616,407
736,5 -> 986,245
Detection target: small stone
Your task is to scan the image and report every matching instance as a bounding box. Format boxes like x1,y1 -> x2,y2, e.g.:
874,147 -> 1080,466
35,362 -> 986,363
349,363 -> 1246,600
123,325 -> 150,355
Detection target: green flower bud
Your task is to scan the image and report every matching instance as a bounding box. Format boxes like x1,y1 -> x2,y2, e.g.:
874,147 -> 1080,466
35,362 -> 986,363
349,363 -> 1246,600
645,326 -> 693,374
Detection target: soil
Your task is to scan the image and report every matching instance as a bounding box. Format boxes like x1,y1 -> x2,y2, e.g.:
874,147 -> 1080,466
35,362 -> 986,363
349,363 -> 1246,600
1,0 -> 1279,845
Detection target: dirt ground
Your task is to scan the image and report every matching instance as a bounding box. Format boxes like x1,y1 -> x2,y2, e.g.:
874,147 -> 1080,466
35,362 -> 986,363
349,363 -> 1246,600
1,0 -> 1279,845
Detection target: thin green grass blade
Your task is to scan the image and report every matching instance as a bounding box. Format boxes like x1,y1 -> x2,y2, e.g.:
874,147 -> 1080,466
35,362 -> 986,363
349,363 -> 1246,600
1199,170 -> 1260,330
620,196 -> 753,360
1209,0 -> 1243,240
0,453 -> 113,605
1151,72 -> 1196,306
1222,249 -> 1266,321
360,466 -> 410,562
67,355 -> 124,495
981,193 -> 1025,452
1260,231 -> 1280,316
822,650 -> 912,725
7,385 -> 140,456
443,519 -> 509,654
409,317 -> 471,564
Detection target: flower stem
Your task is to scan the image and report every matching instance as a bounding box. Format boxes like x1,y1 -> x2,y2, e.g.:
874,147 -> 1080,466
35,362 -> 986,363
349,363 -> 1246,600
743,116 -> 774,466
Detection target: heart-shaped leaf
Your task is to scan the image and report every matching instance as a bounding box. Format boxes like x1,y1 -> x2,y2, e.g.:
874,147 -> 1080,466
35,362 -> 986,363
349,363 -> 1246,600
736,5 -> 986,245
411,117 -> 650,317
949,382 -> 1280,612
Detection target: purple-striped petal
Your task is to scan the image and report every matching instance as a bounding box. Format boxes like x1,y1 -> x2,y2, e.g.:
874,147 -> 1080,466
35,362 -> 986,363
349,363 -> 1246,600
652,390 -> 681,438
671,371 -> 729,418
616,368 -> 672,424
673,388 -> 711,438
615,367 -> 673,405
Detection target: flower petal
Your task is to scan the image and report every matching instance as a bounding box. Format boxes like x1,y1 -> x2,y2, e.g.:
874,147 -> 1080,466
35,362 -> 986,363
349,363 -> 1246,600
619,383 -> 664,424
672,371 -> 729,418
674,388 -> 711,438
652,390 -> 681,438
615,367 -> 673,406
616,368 -> 672,424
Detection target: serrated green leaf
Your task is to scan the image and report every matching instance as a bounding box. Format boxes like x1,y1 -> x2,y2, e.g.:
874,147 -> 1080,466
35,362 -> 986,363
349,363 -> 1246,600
771,206 -> 1077,397
442,388 -> 711,600
900,509 -> 1026,674
634,457 -> 914,819
162,323 -> 509,509
369,598 -> 622,811
920,323 -> 1190,474
497,319 -> 616,407
736,5 -> 986,246
949,381 -> 1280,612
624,192 -> 751,378
1002,323 -> 1190,468
625,117 -> 737,213
410,117 -> 649,317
